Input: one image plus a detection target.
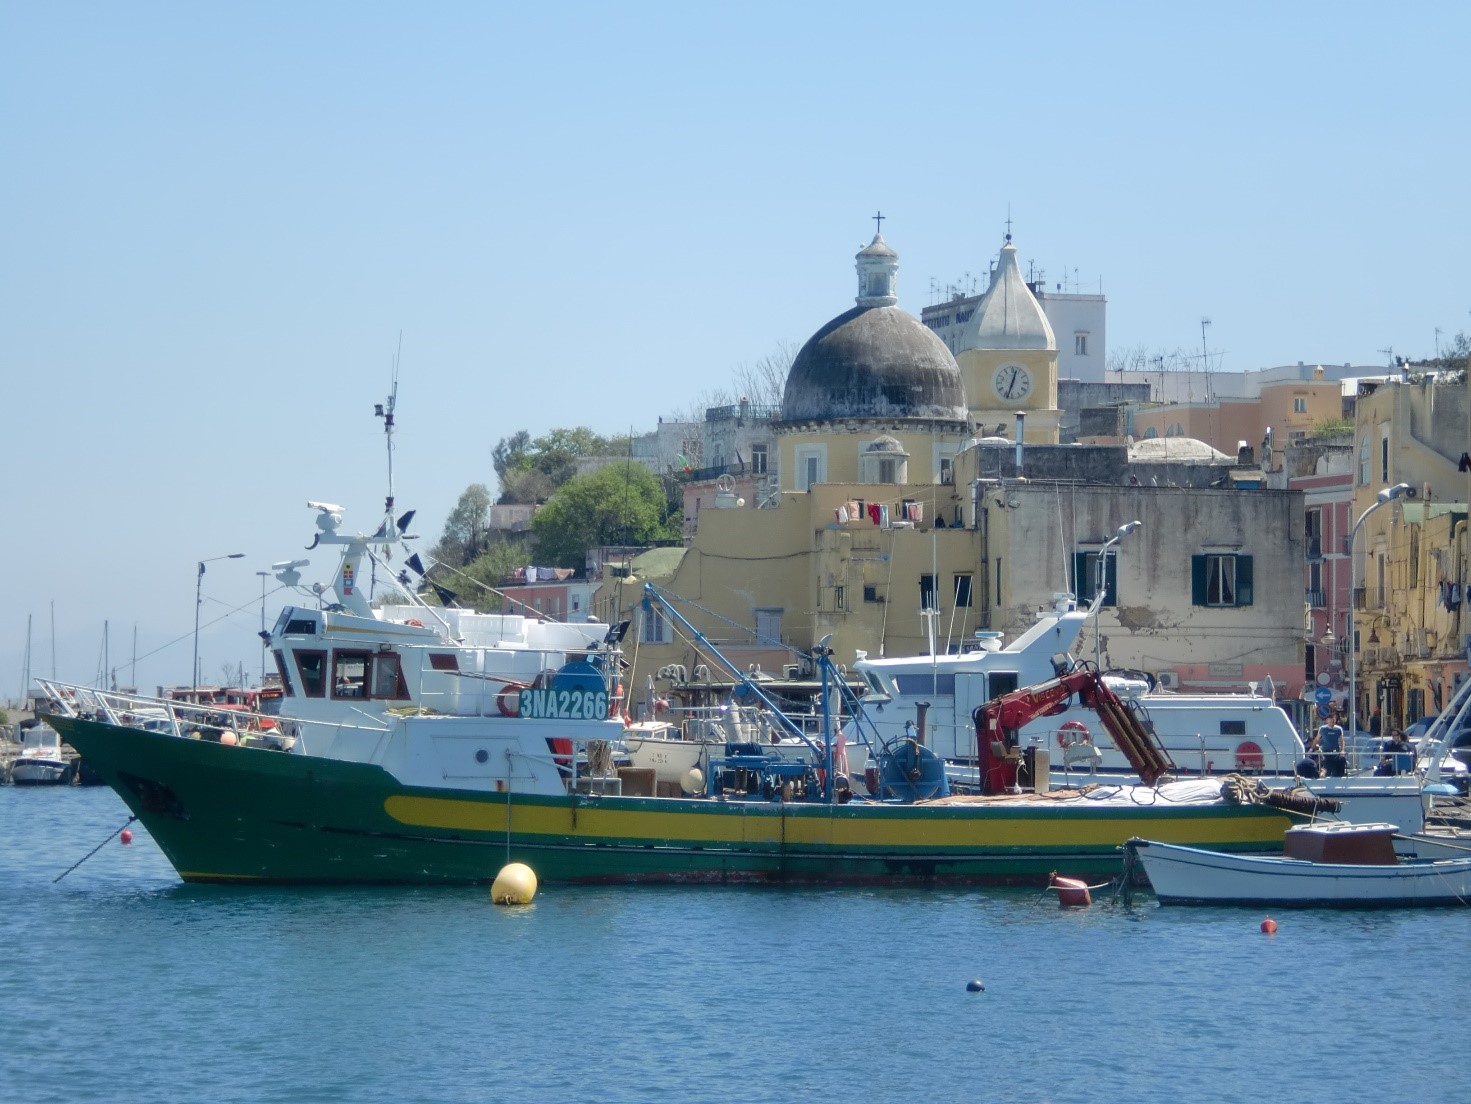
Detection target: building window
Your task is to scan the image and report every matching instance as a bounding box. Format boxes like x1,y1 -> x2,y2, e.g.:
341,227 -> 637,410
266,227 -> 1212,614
920,574 -> 936,609
795,446 -> 825,490
1075,333 -> 1089,356
1359,435 -> 1370,485
953,574 -> 973,608
640,605 -> 671,644
1074,551 -> 1118,606
1381,436 -> 1389,484
750,444 -> 768,475
939,456 -> 953,485
1192,554 -> 1254,607
754,608 -> 783,646
863,584 -> 880,603
1305,508 -> 1322,559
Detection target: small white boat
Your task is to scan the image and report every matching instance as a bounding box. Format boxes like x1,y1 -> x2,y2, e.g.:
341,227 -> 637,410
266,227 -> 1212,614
10,722 -> 72,785
1126,822 -> 1471,908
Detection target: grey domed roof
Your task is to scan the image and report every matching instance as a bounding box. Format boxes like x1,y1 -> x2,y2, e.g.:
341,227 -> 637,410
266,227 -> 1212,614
864,435 -> 906,453
781,304 -> 968,423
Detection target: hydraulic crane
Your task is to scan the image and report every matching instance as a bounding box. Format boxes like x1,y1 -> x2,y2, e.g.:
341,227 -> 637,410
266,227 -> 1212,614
974,668 -> 1176,793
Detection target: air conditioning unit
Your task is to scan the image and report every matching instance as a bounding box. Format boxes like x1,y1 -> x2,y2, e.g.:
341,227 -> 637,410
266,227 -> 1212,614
1403,485 -> 1419,500
1156,670 -> 1180,690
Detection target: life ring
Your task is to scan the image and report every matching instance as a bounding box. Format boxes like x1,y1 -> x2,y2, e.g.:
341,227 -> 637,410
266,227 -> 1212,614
1056,720 -> 1091,749
496,684 -> 528,717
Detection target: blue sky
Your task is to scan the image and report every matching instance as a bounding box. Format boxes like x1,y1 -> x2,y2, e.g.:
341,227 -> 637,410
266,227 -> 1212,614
3,1 -> 1468,701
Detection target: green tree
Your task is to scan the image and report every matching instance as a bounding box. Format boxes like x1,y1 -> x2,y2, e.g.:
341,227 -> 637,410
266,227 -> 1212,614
433,483 -> 492,566
531,463 -> 678,567
491,426 -> 631,504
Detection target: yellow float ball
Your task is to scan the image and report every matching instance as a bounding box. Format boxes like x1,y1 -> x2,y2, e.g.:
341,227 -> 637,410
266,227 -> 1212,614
680,768 -> 704,795
491,862 -> 538,905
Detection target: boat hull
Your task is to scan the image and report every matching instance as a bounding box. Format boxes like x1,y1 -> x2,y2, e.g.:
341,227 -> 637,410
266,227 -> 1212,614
48,715 -> 1300,886
1128,838 -> 1471,907
10,757 -> 71,785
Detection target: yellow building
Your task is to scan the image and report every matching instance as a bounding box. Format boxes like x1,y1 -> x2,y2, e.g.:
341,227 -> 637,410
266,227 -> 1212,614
1347,372 -> 1470,728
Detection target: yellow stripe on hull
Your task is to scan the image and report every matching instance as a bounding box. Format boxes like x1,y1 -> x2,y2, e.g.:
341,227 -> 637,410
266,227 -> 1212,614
383,794 -> 1294,852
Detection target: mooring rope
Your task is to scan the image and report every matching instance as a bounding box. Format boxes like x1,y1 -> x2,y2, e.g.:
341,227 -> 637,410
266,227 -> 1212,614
53,816 -> 137,883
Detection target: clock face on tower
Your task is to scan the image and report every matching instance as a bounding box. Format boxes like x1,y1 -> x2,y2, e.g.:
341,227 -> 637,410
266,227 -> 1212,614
993,364 -> 1033,402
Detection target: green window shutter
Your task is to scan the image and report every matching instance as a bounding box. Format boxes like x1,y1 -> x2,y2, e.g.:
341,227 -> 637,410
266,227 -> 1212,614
1105,554 -> 1118,606
1073,552 -> 1091,600
1191,554 -> 1207,606
1235,555 -> 1254,606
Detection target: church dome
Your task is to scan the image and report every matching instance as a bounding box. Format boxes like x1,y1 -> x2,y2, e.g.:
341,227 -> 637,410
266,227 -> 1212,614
781,232 -> 968,423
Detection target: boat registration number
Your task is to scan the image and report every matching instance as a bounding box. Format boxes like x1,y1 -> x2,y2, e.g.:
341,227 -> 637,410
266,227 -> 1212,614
518,688 -> 609,721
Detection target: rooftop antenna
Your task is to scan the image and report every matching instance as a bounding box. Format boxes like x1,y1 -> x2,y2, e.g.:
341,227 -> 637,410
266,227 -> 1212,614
1378,345 -> 1394,367
1200,317 -> 1213,400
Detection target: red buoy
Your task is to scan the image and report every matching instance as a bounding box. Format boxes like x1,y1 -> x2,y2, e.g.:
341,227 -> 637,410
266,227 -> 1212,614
1261,917 -> 1278,934
1048,872 -> 1092,907
120,829 -> 134,846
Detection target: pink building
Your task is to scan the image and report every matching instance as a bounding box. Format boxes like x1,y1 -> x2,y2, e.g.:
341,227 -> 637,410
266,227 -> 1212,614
1292,467 -> 1354,706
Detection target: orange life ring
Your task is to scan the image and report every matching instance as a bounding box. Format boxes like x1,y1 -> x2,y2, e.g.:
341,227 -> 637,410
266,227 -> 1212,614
496,684 -> 527,717
1056,720 -> 1092,749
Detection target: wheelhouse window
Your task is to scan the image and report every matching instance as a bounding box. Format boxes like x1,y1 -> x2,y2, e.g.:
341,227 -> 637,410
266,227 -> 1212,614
895,673 -> 955,695
369,653 -> 410,700
272,650 -> 295,697
1192,554 -> 1254,607
332,651 -> 372,699
295,650 -> 327,697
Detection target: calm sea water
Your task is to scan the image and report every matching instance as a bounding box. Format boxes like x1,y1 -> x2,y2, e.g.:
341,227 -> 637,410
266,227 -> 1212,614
3,785 -> 1466,1104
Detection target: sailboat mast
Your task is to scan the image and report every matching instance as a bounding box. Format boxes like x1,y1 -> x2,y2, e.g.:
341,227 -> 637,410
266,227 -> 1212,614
22,613 -> 32,706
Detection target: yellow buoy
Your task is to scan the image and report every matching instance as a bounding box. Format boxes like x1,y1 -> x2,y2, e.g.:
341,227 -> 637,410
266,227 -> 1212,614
680,768 -> 704,795
491,862 -> 538,905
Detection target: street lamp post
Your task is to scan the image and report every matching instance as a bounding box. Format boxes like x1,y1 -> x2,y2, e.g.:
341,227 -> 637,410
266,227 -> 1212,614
1094,520 -> 1142,671
1347,483 -> 1411,746
256,570 -> 272,685
193,553 -> 245,690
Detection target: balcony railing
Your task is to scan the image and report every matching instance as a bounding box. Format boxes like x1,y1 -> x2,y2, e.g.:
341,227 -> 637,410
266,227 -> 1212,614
1305,588 -> 1325,608
704,403 -> 782,423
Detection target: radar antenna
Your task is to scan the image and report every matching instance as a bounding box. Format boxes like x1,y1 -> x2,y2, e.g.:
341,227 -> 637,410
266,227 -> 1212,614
374,333 -> 402,524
